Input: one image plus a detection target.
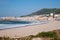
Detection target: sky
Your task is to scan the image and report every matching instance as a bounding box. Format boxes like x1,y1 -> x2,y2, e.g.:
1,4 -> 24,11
0,0 -> 60,17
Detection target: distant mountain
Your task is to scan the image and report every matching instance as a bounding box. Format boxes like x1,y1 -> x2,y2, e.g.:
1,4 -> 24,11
27,8 -> 60,16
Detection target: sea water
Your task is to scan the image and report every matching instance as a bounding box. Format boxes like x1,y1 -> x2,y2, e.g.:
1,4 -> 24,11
0,20 -> 47,29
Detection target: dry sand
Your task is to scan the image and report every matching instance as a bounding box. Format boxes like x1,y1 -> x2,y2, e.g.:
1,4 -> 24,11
0,21 -> 60,38
32,37 -> 42,40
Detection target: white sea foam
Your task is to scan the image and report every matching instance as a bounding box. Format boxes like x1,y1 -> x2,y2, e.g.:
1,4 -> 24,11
0,21 -> 47,29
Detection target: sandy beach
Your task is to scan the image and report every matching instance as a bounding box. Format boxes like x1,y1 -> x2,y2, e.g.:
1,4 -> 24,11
0,21 -> 60,38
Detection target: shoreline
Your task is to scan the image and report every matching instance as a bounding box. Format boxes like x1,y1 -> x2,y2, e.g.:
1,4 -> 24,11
0,21 -> 48,30
0,21 -> 60,38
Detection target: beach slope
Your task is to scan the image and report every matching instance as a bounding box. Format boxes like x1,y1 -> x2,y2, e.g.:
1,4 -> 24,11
0,21 -> 60,38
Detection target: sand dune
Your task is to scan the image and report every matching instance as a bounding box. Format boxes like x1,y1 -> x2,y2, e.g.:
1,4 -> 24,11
0,21 -> 60,38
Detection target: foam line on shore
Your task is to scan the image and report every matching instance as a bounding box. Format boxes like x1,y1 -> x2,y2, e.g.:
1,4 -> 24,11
0,21 -> 47,30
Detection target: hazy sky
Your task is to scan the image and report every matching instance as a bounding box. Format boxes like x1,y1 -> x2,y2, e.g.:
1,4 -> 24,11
0,0 -> 60,17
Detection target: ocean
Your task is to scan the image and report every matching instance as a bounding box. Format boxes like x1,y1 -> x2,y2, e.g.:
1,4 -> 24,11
0,20 -> 47,29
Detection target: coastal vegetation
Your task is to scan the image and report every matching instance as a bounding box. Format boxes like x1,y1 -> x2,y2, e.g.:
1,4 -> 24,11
0,30 -> 60,40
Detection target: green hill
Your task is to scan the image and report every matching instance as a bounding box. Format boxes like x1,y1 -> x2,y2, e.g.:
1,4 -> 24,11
28,8 -> 60,16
